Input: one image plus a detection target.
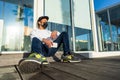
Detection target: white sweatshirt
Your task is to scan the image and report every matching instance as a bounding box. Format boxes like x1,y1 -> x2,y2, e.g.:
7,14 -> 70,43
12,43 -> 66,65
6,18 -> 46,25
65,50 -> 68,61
30,29 -> 60,41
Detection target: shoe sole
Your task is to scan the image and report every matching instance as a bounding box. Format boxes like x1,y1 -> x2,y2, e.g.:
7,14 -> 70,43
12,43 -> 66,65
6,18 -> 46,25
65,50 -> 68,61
62,60 -> 81,63
68,60 -> 81,63
18,59 -> 49,74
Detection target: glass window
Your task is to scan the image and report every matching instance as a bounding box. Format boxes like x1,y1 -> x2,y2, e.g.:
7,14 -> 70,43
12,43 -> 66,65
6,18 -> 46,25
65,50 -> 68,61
97,5 -> 120,51
45,0 -> 71,26
44,0 -> 72,50
97,11 -> 111,51
109,5 -> 120,51
0,0 -> 3,51
1,0 -> 34,52
0,1 -> 3,51
0,20 -> 3,51
73,0 -> 93,51
23,3 -> 34,52
0,0 -> 3,19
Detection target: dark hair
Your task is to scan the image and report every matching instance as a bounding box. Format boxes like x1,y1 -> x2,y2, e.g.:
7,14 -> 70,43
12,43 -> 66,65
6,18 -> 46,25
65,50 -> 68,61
37,16 -> 49,22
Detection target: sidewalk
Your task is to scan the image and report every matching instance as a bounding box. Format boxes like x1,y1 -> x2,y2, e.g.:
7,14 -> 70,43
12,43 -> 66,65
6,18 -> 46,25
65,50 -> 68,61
0,66 -> 20,80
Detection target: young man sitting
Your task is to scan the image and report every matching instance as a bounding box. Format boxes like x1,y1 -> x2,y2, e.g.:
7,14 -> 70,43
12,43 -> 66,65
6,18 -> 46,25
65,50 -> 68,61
30,16 -> 80,64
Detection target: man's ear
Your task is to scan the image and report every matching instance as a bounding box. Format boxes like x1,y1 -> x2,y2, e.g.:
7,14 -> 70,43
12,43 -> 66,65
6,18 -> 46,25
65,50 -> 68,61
38,22 -> 41,25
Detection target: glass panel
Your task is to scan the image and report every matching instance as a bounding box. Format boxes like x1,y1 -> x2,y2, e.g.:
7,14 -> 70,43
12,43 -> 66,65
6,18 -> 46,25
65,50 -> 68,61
0,0 -> 3,51
97,5 -> 120,51
2,1 -> 20,51
100,21 -> 111,51
23,3 -> 34,52
97,11 -> 111,51
45,0 -> 71,25
73,0 -> 93,51
0,0 -> 3,19
109,5 -> 120,51
1,0 -> 34,52
45,0 -> 72,50
0,20 -> 3,51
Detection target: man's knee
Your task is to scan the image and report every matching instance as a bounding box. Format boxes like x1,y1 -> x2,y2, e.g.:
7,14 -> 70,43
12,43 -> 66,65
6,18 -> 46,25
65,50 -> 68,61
61,31 -> 68,35
32,37 -> 43,45
31,37 -> 43,53
32,37 -> 39,41
61,32 -> 69,38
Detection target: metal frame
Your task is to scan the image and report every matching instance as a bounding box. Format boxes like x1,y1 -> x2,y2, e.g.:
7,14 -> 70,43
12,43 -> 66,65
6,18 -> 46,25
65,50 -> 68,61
89,0 -> 99,52
107,9 -> 114,51
33,0 -> 44,29
70,0 -> 76,52
70,0 -> 97,52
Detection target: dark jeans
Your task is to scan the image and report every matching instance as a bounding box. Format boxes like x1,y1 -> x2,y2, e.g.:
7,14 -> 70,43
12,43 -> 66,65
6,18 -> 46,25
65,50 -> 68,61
31,32 -> 70,57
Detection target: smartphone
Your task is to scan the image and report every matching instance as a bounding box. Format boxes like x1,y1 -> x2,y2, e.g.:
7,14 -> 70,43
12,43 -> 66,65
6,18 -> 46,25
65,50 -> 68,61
51,43 -> 58,48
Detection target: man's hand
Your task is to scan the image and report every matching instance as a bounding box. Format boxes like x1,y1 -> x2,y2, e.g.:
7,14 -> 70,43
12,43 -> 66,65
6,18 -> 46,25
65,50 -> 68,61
50,31 -> 58,40
42,38 -> 53,48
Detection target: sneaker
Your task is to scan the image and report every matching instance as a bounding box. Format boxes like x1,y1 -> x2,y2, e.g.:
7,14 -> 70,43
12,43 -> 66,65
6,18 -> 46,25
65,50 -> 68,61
61,54 -> 81,63
18,59 -> 41,73
18,53 -> 49,73
28,53 -> 49,64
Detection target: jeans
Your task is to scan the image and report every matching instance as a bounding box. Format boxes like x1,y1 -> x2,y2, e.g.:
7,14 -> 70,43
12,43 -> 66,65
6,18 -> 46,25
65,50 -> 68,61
31,32 -> 70,57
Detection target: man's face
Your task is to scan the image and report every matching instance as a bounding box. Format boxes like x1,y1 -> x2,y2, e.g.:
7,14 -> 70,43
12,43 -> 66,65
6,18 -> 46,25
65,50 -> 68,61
38,18 -> 48,29
40,18 -> 48,25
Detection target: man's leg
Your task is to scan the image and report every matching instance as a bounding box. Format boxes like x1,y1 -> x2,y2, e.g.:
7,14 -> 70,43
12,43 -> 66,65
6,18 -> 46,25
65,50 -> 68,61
48,32 -> 81,62
31,37 -> 49,56
48,32 -> 71,56
19,38 -> 49,73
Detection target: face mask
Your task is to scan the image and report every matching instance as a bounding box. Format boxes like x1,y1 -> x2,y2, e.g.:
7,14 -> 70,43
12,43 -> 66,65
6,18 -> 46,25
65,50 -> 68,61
42,22 -> 48,29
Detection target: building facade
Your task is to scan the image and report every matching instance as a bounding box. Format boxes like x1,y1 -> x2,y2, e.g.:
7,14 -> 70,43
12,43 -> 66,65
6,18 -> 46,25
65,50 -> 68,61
0,0 -> 120,58
95,3 -> 120,56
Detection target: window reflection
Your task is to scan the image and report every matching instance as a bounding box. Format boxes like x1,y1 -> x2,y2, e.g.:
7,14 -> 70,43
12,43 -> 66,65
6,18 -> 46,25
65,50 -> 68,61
97,4 -> 120,51
0,20 -> 3,52
47,22 -> 72,51
75,27 -> 93,51
110,5 -> 120,51
73,0 -> 94,51
1,0 -> 34,52
23,6 -> 33,52
0,1 -> 4,51
0,1 -> 3,19
97,10 -> 112,51
45,0 -> 72,51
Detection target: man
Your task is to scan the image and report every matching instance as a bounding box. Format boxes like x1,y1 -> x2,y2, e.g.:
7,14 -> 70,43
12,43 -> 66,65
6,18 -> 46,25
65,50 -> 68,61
30,16 -> 80,64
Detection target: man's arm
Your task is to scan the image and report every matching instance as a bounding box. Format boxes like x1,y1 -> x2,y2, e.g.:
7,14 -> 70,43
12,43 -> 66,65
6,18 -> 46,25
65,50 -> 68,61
42,38 -> 53,48
50,30 -> 60,40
